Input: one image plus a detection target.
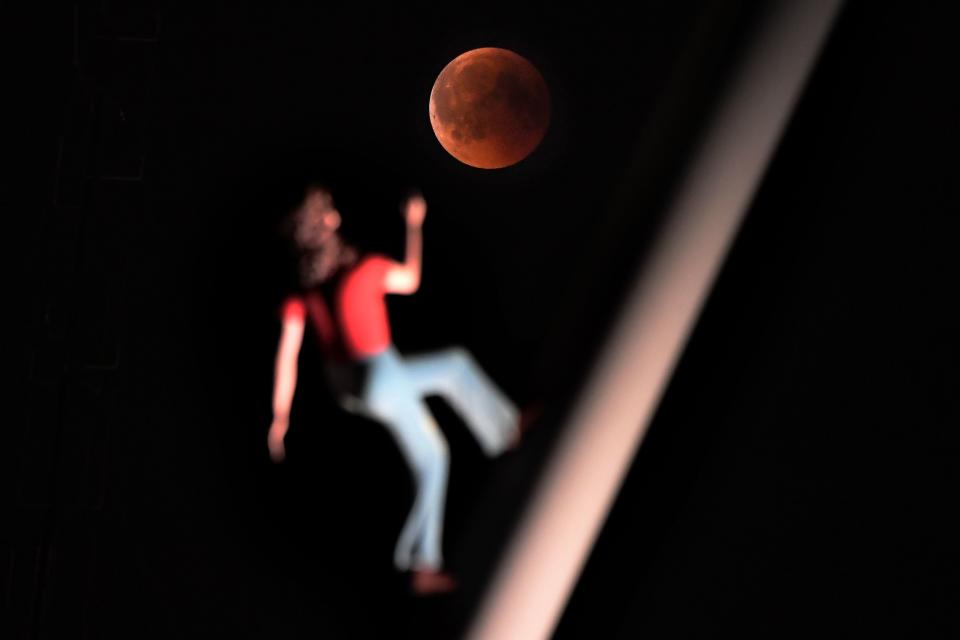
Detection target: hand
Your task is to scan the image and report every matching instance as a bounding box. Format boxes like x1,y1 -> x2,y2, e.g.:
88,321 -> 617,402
268,417 -> 288,463
404,194 -> 427,228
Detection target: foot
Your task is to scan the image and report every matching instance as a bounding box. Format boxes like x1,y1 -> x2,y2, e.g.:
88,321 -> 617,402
411,569 -> 458,595
509,401 -> 545,450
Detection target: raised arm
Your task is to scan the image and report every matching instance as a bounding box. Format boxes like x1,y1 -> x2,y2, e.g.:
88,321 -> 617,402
267,306 -> 305,462
384,194 -> 426,295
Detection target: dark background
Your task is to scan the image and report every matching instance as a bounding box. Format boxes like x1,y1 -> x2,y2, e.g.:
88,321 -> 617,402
6,1 -> 958,638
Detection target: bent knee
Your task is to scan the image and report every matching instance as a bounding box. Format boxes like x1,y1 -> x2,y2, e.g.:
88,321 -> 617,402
443,346 -> 473,370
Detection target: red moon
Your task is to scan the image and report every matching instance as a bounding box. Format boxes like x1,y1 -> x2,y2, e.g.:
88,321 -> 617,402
429,48 -> 550,169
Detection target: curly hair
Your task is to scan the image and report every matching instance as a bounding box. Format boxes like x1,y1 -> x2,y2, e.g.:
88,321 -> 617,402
284,183 -> 357,288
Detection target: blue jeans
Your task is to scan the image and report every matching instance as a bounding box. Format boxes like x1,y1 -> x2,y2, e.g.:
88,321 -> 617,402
330,345 -> 519,571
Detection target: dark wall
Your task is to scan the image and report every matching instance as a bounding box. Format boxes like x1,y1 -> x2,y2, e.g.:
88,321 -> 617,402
7,1 -> 760,638
558,4 -> 960,637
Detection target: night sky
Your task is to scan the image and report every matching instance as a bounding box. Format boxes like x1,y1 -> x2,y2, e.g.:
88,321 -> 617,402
8,1 -> 959,638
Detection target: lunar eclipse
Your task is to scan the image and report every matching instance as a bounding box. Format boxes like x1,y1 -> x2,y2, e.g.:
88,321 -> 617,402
429,47 -> 550,169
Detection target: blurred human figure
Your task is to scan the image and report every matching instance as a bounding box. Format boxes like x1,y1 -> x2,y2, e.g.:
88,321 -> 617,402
268,184 -> 523,595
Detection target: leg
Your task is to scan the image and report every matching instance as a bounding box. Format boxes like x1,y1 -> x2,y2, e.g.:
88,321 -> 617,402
359,351 -> 450,572
403,347 -> 519,457
390,408 -> 448,572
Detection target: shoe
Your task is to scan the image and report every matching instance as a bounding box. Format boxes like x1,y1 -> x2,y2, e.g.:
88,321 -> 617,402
509,400 -> 545,450
411,569 -> 458,595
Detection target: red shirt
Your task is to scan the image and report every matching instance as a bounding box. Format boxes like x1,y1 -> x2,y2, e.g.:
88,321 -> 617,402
282,253 -> 395,360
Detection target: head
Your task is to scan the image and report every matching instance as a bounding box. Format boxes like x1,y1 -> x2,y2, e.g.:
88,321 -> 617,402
292,185 -> 342,251
285,183 -> 357,287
